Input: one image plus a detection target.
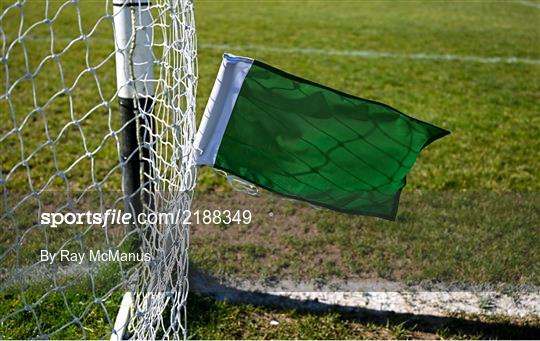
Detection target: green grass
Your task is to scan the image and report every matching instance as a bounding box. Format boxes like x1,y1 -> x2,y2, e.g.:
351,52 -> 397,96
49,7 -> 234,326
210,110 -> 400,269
0,287 -> 123,339
1,0 -> 539,339
195,1 -> 540,192
190,0 -> 540,286
190,191 -> 540,285
3,288 -> 537,340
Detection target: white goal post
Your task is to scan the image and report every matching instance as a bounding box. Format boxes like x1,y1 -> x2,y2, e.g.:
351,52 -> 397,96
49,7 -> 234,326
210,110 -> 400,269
0,0 -> 197,339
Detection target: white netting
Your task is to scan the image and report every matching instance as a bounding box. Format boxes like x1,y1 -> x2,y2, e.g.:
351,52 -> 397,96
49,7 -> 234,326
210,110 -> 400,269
0,0 -> 196,339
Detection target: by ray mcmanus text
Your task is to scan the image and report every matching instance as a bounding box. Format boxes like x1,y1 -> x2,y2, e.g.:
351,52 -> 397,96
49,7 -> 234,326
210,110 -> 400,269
41,249 -> 152,265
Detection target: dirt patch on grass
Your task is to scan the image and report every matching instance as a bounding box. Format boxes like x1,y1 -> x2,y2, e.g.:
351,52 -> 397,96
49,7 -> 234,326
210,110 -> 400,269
190,190 -> 539,286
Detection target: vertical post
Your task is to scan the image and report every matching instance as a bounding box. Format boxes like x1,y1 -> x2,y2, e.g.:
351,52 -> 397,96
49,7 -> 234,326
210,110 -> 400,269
112,2 -> 155,339
113,0 -> 155,233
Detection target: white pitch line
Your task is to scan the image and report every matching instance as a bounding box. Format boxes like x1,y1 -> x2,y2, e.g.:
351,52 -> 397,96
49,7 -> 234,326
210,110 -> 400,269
515,0 -> 540,9
200,43 -> 540,66
190,268 -> 540,320
20,36 -> 540,66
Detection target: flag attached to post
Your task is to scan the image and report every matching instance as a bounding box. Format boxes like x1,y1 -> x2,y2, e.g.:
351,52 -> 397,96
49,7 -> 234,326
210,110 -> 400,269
194,53 -> 449,220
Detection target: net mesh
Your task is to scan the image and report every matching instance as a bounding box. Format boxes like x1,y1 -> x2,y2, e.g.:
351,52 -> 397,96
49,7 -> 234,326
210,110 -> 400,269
0,0 -> 197,339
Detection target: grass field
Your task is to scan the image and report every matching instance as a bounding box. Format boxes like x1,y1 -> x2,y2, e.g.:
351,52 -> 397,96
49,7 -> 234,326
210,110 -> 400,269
1,0 -> 539,339
190,0 -> 540,286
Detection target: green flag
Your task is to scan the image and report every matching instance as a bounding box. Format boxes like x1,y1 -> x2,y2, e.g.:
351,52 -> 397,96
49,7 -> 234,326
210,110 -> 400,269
195,54 -> 449,220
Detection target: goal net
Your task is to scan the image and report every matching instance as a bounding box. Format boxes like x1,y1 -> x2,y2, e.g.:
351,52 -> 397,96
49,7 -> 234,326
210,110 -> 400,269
0,0 -> 197,339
